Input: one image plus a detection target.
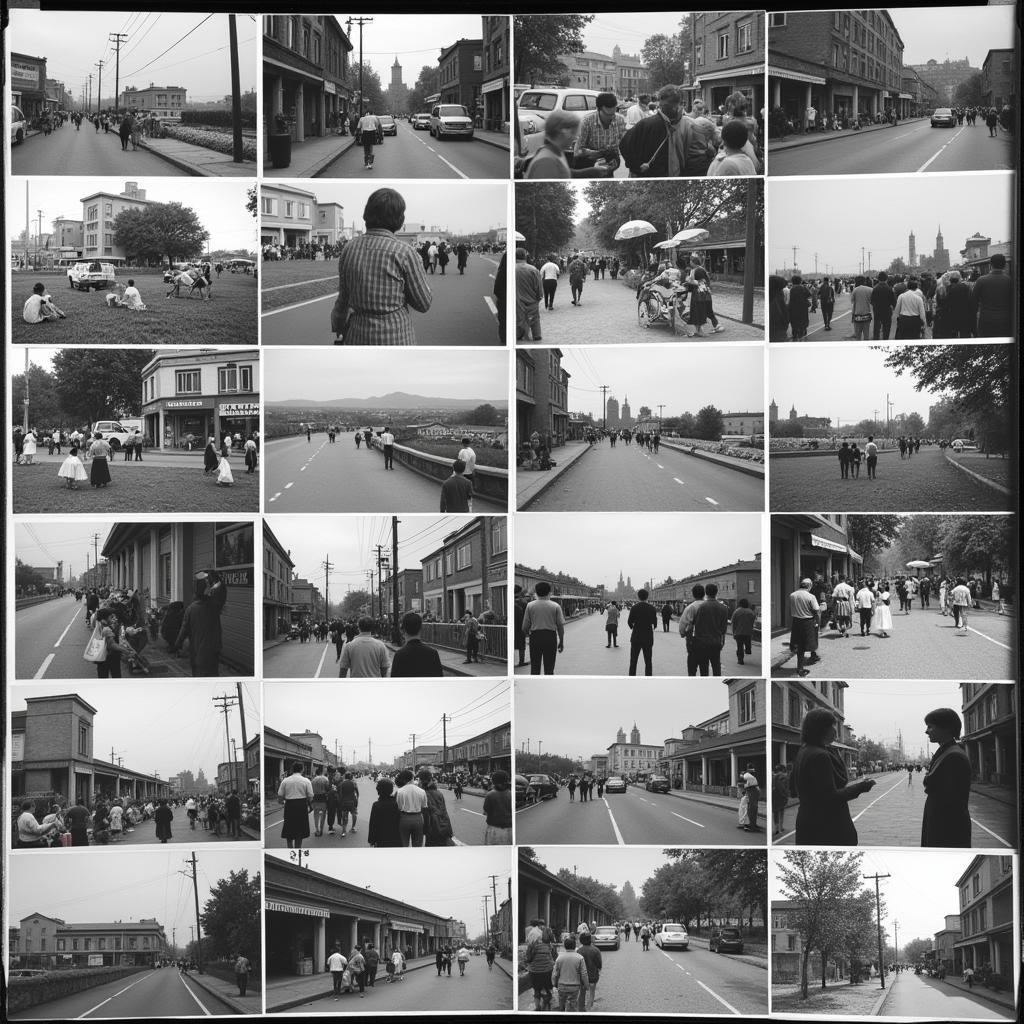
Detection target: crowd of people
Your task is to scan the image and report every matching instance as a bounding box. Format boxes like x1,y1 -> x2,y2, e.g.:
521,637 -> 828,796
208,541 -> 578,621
768,102 -> 1013,138
262,238 -> 500,264
28,106 -> 164,146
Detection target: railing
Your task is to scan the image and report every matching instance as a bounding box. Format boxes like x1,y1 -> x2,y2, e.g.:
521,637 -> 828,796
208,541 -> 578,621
389,442 -> 508,505
420,622 -> 507,659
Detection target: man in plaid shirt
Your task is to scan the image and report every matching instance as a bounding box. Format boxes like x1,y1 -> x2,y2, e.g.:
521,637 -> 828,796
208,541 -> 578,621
574,92 -> 626,171
331,188 -> 433,345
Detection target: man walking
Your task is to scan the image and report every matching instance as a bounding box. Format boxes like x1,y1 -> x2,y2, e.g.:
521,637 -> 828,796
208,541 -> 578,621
338,617 -> 391,677
439,459 -> 473,512
380,425 -> 395,470
739,764 -> 761,832
626,588 -> 658,676
522,581 -> 565,675
855,580 -> 875,637
788,579 -> 821,677
691,584 -> 730,676
457,437 -> 477,490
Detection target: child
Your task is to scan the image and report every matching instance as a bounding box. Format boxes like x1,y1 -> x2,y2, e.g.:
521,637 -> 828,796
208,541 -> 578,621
216,453 -> 234,486
122,278 -> 147,310
58,446 -> 87,489
706,120 -> 758,176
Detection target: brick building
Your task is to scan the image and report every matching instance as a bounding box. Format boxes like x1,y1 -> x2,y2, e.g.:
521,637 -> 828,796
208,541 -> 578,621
981,48 -> 1015,109
516,348 -> 570,449
263,522 -> 295,642
380,568 -> 424,616
420,517 -> 506,622
960,683 -> 1016,790
690,12 -> 765,118
648,554 -> 762,616
907,57 -> 979,106
118,84 -> 186,116
438,38 -> 483,113
17,914 -> 166,969
953,856 -> 1013,979
481,15 -> 510,130
449,721 -> 512,776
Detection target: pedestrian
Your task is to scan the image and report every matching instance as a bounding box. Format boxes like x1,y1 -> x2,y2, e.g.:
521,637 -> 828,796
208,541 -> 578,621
394,769 -> 427,847
739,764 -> 761,832
456,242 -> 469,275
818,275 -> 835,330
515,248 -> 544,340
577,931 -> 602,1010
787,275 -> 811,340
118,112 -> 132,150
243,435 -> 258,474
356,108 -> 382,167
337,771 -> 359,836
327,947 -> 348,998
848,275 -> 874,340
439,458 -> 473,512
153,797 -> 173,844
173,570 -> 227,676
524,108 -> 581,179
380,425 -> 395,469
390,612 -> 444,676
551,935 -> 589,1011
950,577 -> 972,632
483,770 -> 512,844
831,575 -> 855,638
730,598 -> 755,664
567,252 -> 588,306
364,944 -> 380,988
691,583 -> 730,675
864,435 -> 879,479
278,760 -> 313,850
640,923 -> 651,951
367,778 -> 402,847
338,617 -> 391,677
86,432 -> 113,487
456,945 -> 470,976
348,947 -> 367,994
522,581 -> 566,675
970,252 -> 1012,337
771,765 -> 789,836
540,254 -> 560,310
871,582 -> 893,638
604,601 -> 620,648
234,952 -> 252,997
627,588 -> 658,675
311,766 -> 330,837
788,579 -> 821,677
462,611 -> 482,663
57,445 -> 87,490
513,585 -> 529,667
660,600 -> 673,633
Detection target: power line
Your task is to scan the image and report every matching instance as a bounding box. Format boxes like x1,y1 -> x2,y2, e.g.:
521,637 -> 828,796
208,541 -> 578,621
120,14 -> 212,78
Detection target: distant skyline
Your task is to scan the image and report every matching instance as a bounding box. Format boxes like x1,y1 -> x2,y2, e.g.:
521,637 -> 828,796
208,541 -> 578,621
889,6 -> 1016,68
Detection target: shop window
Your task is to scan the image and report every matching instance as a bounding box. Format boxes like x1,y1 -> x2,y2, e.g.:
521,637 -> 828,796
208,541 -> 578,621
769,13 -> 786,28
215,522 -> 255,573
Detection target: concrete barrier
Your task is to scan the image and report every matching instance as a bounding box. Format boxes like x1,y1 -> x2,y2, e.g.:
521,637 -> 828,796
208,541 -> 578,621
15,594 -> 63,610
391,442 -> 508,505
9,967 -> 151,1013
659,439 -> 765,479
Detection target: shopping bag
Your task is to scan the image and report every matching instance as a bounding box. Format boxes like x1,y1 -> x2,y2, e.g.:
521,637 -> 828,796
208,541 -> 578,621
84,623 -> 107,663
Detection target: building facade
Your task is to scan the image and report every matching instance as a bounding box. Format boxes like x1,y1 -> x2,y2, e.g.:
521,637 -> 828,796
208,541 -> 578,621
261,184 -> 317,248
438,39 -> 483,113
514,564 -> 601,618
17,914 -> 166,969
11,52 -> 47,117
771,899 -> 847,983
612,45 -> 650,100
519,856 -> 615,940
312,201 -> 345,248
290,578 -> 324,624
449,721 -> 512,777
380,568 -> 424,616
558,50 -> 617,91
960,683 -> 1016,789
481,16 -> 510,131
933,914 -> 962,974
420,517 -> 507,622
80,181 -> 150,263
648,555 -> 762,616
771,678 -> 851,769
118,84 -> 186,115
981,49 -> 1015,109
721,411 -> 765,436
263,522 -> 295,642
606,724 -> 662,779
691,12 -> 765,117
954,856 -> 1013,979
516,349 -> 570,449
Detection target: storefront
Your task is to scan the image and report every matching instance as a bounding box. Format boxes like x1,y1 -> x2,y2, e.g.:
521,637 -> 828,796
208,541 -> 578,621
695,63 -> 764,120
11,52 -> 46,118
219,401 -> 260,447
147,397 -> 215,451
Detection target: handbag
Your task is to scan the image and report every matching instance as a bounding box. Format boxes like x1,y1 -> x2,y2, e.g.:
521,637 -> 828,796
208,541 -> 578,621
852,311 -> 871,323
84,623 -> 107,663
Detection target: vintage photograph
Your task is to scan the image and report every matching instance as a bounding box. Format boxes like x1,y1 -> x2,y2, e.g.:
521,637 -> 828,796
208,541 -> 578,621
8,849 -> 263,1017
767,6 -> 1017,175
264,848 -> 513,1012
262,515 -> 508,679
263,679 -> 510,848
11,179 -> 258,346
263,15 -> 510,179
515,179 -> 763,343
771,849 -> 1016,1021
260,182 -> 506,346
518,847 -> 768,1014
12,681 -> 260,850
513,512 -> 763,677
516,346 -> 764,511
768,345 -> 1013,512
768,173 -> 1014,341
771,679 -> 1017,849
769,514 -> 1015,682
13,520 -> 256,680
12,348 -> 259,514
514,13 -> 765,178
262,348 -> 509,513
9,10 -> 258,177
515,677 -> 766,845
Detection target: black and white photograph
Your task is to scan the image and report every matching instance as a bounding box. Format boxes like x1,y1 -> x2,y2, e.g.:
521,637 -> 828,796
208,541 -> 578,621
12,681 -> 260,850
259,181 -> 506,346
769,514 -> 1016,682
7,849 -> 263,1017
768,345 -> 1013,512
262,348 -> 509,513
12,348 -> 259,514
11,178 -> 258,347
514,13 -> 765,178
515,677 -> 766,846
771,679 -> 1017,849
515,346 -> 764,511
515,179 -> 763,343
264,849 -> 513,1013
9,9 -> 258,177
263,15 -> 510,179
513,512 -> 763,677
13,520 -> 256,681
518,847 -> 768,1014
771,850 -> 1016,1021
767,6 -> 1017,175
262,515 -> 508,679
263,679 -> 510,848
768,173 -> 1014,341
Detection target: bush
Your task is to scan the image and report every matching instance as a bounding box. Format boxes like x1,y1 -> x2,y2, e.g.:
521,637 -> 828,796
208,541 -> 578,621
181,110 -> 256,131
161,125 -> 257,161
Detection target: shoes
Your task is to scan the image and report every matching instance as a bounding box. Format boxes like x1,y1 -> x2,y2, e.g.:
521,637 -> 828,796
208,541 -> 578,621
712,325 -> 725,333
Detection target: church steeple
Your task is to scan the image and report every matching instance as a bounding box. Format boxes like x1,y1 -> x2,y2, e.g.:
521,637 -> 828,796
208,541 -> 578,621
630,722 -> 641,745
616,726 -> 626,744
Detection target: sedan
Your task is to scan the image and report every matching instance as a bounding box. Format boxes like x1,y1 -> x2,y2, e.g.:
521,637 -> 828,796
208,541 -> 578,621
604,777 -> 627,793
931,107 -> 956,127
379,114 -> 397,136
645,776 -> 670,793
654,923 -> 689,950
592,926 -> 620,951
527,774 -> 558,801
709,927 -> 744,954
515,774 -> 534,808
412,112 -> 432,130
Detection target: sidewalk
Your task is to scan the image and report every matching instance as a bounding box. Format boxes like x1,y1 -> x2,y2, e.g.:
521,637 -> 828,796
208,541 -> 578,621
264,134 -> 357,178
920,973 -> 1017,1014
517,440 -> 592,509
475,128 -> 511,151
769,118 -> 920,153
185,970 -> 262,1015
382,640 -> 506,677
103,129 -> 256,177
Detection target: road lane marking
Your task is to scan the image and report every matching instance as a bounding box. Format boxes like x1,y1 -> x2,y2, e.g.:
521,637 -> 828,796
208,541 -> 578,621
673,477 -> 685,486
262,275 -> 336,292
178,972 -> 213,1015
262,292 -> 335,316
804,308 -> 851,338
670,811 -> 706,828
851,777 -> 906,821
695,977 -> 741,1015
315,644 -> 329,678
704,496 -> 719,506
436,153 -> 470,179
270,492 -> 282,502
972,818 -> 1014,847
602,798 -> 626,845
656,463 -> 664,469
54,607 -> 82,646
300,466 -> 306,471
453,837 -> 467,846
515,800 -> 545,814
461,807 -> 483,816
778,827 -> 796,842
34,653 -> 55,679
916,125 -> 967,172
285,482 -> 294,489
966,626 -> 1012,650
484,295 -> 497,316
77,971 -> 158,1017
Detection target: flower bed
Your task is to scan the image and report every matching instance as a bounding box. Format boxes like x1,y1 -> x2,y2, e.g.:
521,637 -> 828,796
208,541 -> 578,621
670,437 -> 765,463
161,124 -> 257,161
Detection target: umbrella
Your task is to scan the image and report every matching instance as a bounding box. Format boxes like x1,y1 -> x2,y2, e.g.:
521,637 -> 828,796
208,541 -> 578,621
614,220 -> 657,240
513,230 -> 526,242
906,560 -> 931,569
669,227 -> 711,245
652,240 -> 677,250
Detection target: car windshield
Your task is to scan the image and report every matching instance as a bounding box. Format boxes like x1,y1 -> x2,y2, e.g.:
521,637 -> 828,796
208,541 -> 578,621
528,775 -> 547,783
663,924 -> 683,931
721,929 -> 740,937
595,927 -> 616,935
438,105 -> 468,117
520,93 -> 557,112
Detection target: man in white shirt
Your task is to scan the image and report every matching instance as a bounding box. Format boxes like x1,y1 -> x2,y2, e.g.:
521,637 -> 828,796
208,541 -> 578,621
540,257 -> 560,310
338,617 -> 391,677
739,765 -> 760,832
855,580 -> 876,636
831,574 -> 855,637
950,578 -> 972,632
805,105 -> 817,132
864,436 -> 879,479
625,94 -> 650,126
23,283 -> 66,323
357,109 -> 382,167
327,948 -> 348,997
380,426 -> 395,470
122,278 -> 146,310
394,769 -> 428,846
457,437 -> 477,487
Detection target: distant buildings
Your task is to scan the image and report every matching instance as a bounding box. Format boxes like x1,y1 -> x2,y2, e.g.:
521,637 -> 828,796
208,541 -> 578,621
907,57 -> 979,105
648,554 -> 763,615
960,683 -> 1016,790
607,724 -> 662,778
721,411 -> 765,436
933,913 -> 962,974
558,47 -> 650,98
981,48 -> 1015,109
690,12 -> 765,118
16,914 -> 166,969
263,523 -> 295,641
118,84 -> 186,116
380,567 -> 424,616
80,180 -> 150,263
954,856 -> 1013,977
514,563 -> 601,617
449,721 -> 512,777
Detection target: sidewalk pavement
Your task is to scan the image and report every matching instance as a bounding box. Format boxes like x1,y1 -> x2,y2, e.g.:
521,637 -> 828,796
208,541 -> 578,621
517,440 -> 592,509
185,969 -> 262,1014
920,973 -> 1017,1013
103,129 -> 256,177
382,640 -> 506,677
768,118 -> 920,153
474,128 -> 511,151
646,782 -> 767,829
264,133 -> 357,178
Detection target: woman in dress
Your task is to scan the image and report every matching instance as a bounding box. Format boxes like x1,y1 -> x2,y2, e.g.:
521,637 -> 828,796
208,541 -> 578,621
87,432 -> 112,487
921,707 -> 972,848
58,446 -> 88,489
22,429 -> 38,465
938,576 -> 949,615
419,771 -> 455,847
93,606 -> 132,678
154,798 -> 174,843
278,761 -> 313,850
872,580 -> 893,637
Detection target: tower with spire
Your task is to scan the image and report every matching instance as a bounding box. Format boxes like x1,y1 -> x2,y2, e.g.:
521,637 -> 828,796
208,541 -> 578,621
769,399 -> 778,423
616,726 -> 626,744
908,229 -> 917,268
621,395 -> 632,428
385,56 -> 409,115
933,224 -> 949,271
630,723 -> 641,745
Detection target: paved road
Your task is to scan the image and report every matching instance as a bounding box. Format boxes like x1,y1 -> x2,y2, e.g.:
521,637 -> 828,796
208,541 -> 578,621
12,123 -> 180,176
264,432 -> 506,513
516,274 -> 764,344
772,604 -> 1015,681
319,122 -> 509,179
516,785 -> 763,846
768,119 -> 1016,176
769,448 -> 1009,512
261,255 -> 502,345
520,439 -> 764,511
9,965 -> 233,1018
879,970 -> 1011,1020
514,611 -> 763,678
264,777 -> 496,848
775,770 -> 1016,849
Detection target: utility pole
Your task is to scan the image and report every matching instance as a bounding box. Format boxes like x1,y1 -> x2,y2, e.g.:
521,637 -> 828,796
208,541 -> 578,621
236,682 -> 249,794
482,895 -> 491,944
368,736 -> 372,767
409,733 -> 416,771
441,713 -> 451,773
791,245 -> 798,273
93,533 -> 101,576
656,403 -> 665,430
347,17 -> 373,116
886,394 -> 894,439
322,555 -> 334,619
599,384 -> 609,429
742,177 -> 757,322
87,74 -> 93,113
95,61 -> 104,111
23,348 -> 30,432
864,871 -> 890,989
109,33 -> 128,114
489,874 -> 500,934
867,250 -> 872,273
188,852 -> 204,973
893,919 -> 899,965
391,516 -> 401,645
213,693 -> 239,789
228,14 -> 244,162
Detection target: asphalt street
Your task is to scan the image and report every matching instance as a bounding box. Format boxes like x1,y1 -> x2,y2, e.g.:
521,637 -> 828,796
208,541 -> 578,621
264,432 -> 506,513
319,122 -> 509,179
514,609 -> 763,677
775,769 -> 1016,849
12,123 -> 176,176
768,119 -> 1016,175
519,439 -> 764,511
9,965 -> 233,1018
515,784 -> 763,846
879,970 -> 1011,1020
260,254 -> 502,345
263,776 -> 497,848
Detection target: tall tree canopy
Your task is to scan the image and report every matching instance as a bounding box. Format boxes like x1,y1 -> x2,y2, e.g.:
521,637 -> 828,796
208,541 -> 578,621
516,182 -> 577,257
52,349 -> 151,425
513,15 -> 594,86
200,869 -> 262,967
113,202 -> 210,264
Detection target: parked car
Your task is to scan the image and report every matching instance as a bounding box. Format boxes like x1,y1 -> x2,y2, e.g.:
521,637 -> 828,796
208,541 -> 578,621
604,776 -> 627,793
930,107 -> 956,127
287,625 -> 301,640
950,437 -> 978,452
430,103 -> 474,140
89,420 -> 137,451
379,114 -> 397,136
654,923 -> 689,950
517,87 -> 600,153
11,104 -> 27,145
515,773 -> 534,808
68,261 -> 117,291
709,927 -> 744,954
592,926 -> 620,951
645,775 -> 670,793
412,112 -> 432,130
527,774 -> 558,800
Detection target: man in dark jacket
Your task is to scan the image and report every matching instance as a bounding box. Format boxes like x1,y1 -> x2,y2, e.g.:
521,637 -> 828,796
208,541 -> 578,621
690,584 -> 730,676
390,612 -> 444,676
619,84 -> 700,177
626,588 -> 659,676
970,253 -> 1012,337
174,570 -> 227,676
870,272 -> 896,340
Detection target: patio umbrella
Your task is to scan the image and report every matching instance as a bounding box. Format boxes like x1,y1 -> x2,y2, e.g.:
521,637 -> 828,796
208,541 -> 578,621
652,239 -> 678,250
669,227 -> 711,246
513,230 -> 526,242
614,219 -> 657,264
906,560 -> 931,569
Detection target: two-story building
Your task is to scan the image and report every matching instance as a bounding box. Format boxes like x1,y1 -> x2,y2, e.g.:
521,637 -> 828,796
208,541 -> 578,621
449,721 -> 512,777
312,201 -> 346,249
261,184 -> 317,249
17,914 -> 166,969
606,724 -> 663,780
380,568 -> 424,616
290,578 -> 324,625
217,759 -> 245,794
648,555 -> 762,617
119,84 -> 186,116
481,15 -> 510,131
80,181 -> 150,263
771,678 -> 851,769
263,522 -> 295,642
438,38 -> 483,114
954,856 -> 1013,980
981,48 -> 1015,110
420,517 -> 506,623
11,52 -> 47,118
141,348 -> 259,452
960,683 -> 1016,790
933,913 -> 962,975
721,411 -> 765,437
558,50 -> 617,91
516,349 -> 570,450
691,12 -> 765,118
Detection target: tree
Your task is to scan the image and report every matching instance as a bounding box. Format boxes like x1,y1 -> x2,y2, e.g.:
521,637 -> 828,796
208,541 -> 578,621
937,515 -> 1012,587
16,558 -> 52,595
13,363 -> 62,428
519,847 -> 543,868
926,395 -> 961,438
698,850 -> 768,930
640,857 -> 711,928
637,405 -> 652,420
619,880 -> 641,918
845,515 -> 904,562
470,403 -> 500,426
674,412 -> 696,437
246,185 -> 257,219
199,869 -> 261,968
340,588 -> 370,619
513,15 -> 594,86
954,72 -> 984,107
881,345 -> 1010,415
898,411 -> 926,435
769,420 -> 804,438
351,61 -> 386,114
51,349 -> 151,425
641,23 -> 693,93
407,65 -> 440,116
694,404 -> 724,440
113,202 -> 209,265
555,869 -> 625,921
515,182 -> 577,257
901,936 -> 933,964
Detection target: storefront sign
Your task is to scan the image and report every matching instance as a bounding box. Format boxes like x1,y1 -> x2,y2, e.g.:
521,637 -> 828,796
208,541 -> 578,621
266,900 -> 330,918
11,734 -> 24,762
166,400 -> 206,409
809,534 -> 847,554
324,81 -> 336,95
219,403 -> 259,416
219,568 -> 253,587
389,920 -> 425,933
88,954 -> 104,966
12,59 -> 43,89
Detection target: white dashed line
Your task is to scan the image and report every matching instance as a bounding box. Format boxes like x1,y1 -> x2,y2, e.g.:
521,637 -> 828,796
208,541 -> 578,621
177,973 -> 213,1015
673,477 -> 685,486
263,292 -> 335,316
916,125 -> 966,172
54,608 -> 82,646
656,463 -> 664,469
34,653 -> 55,679
436,153 -> 469,179
270,491 -> 282,502
461,808 -> 484,817
602,798 -> 626,845
670,811 -> 706,828
972,818 -> 1013,847
851,777 -> 906,821
484,296 -> 497,316
284,482 -> 294,489
704,496 -> 719,506
695,978 -> 741,1015
315,644 -> 329,678
966,626 -> 1012,650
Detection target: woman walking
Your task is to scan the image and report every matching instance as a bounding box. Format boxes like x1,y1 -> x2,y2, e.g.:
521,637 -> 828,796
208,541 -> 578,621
203,436 -> 218,476
278,761 -> 313,850
92,607 -> 132,678
871,581 -> 894,637
119,112 -> 133,151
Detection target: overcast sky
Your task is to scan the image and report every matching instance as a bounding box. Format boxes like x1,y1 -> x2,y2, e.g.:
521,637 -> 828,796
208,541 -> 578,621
769,346 -> 945,425
10,848 -> 263,944
770,849 -> 986,942
265,679 -> 509,766
304,182 -> 507,237
269,848 -> 512,938
767,174 -> 1013,275
526,847 -> 674,898
889,6 -> 1016,67
9,10 -> 256,104
10,178 -> 258,251
13,681 -> 257,782
516,678 -> 746,761
263,349 -> 507,404
577,13 -> 689,57
553,347 -> 763,419
514,513 -> 761,588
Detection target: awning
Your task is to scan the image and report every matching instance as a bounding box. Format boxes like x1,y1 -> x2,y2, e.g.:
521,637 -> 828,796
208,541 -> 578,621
695,64 -> 764,84
388,920 -> 425,933
266,899 -> 330,918
769,68 -> 826,85
482,77 -> 507,95
264,55 -> 325,86
809,534 -> 848,554
899,93 -> 913,99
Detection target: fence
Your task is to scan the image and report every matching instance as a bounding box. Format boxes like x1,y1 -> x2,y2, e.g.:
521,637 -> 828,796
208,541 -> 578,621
420,622 -> 506,660
391,442 -> 508,506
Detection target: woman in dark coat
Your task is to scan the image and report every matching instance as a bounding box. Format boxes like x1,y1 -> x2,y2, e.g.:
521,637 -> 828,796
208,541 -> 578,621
787,275 -> 811,340
421,773 -> 454,847
367,778 -> 402,847
154,798 -> 174,843
456,243 -> 469,275
87,432 -> 112,487
119,113 -> 133,151
203,437 -> 218,475
768,274 -> 790,343
921,707 -> 972,847
792,708 -> 876,845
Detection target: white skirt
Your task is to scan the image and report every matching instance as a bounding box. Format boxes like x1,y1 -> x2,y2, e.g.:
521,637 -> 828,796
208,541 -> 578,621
872,603 -> 893,631
216,458 -> 234,485
58,457 -> 88,481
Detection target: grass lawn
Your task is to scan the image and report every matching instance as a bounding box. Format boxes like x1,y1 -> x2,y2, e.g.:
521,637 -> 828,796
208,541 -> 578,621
12,269 -> 257,345
771,980 -> 886,1015
13,463 -> 259,513
953,452 -> 1014,486
403,438 -> 508,468
260,260 -> 337,312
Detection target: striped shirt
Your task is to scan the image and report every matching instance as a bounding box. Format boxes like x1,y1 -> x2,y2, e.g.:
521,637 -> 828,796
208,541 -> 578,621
332,230 -> 433,345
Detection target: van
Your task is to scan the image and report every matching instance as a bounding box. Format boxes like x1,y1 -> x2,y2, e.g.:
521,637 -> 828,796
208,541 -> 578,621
90,420 -> 136,451
429,103 -> 474,140
68,261 -> 117,291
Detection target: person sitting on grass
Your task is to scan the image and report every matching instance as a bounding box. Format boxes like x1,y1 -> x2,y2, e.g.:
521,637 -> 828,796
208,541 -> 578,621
105,284 -> 127,308
122,278 -> 147,310
23,282 -> 67,323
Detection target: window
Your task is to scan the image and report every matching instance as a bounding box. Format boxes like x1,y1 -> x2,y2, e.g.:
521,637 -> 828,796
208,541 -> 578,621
972,873 -> 981,896
85,938 -> 92,950
737,21 -> 752,53
57,939 -> 66,951
218,364 -> 253,393
298,202 -> 308,218
738,686 -> 756,725
104,203 -> 113,216
769,12 -> 787,28
78,723 -> 90,755
87,204 -> 98,220
445,551 -> 455,575
129,937 -> 137,949
261,196 -> 274,215
490,518 -> 506,554
73,939 -> 79,950
159,551 -> 172,598
717,32 -> 729,59
284,201 -> 293,217
115,936 -> 122,950
473,55 -> 482,71
40,938 -> 47,951
98,938 -> 105,950
456,542 -> 472,570
176,370 -> 201,394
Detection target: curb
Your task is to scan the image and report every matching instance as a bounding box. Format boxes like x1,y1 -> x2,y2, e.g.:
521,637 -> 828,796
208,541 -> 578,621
518,444 -> 594,510
184,971 -> 257,1015
659,440 -> 765,479
474,133 -> 512,153
871,973 -> 895,1015
943,453 -> 1011,496
655,785 -> 767,825
768,119 -> 909,154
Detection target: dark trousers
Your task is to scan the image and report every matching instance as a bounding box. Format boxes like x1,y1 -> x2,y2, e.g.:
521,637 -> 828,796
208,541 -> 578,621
692,639 -> 722,676
542,279 -> 557,308
858,608 -> 873,634
820,302 -> 834,326
134,447 -> 142,460
237,973 -> 248,996
466,634 -> 479,661
332,971 -> 344,994
529,630 -> 557,674
363,139 -> 374,163
383,446 -> 394,469
685,637 -> 699,676
628,638 -> 653,676
866,454 -> 877,478
366,967 -> 376,987
735,635 -> 752,663
872,311 -> 892,339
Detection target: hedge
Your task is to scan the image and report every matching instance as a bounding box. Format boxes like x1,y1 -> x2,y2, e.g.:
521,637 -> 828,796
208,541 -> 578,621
181,110 -> 256,130
161,125 -> 258,161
